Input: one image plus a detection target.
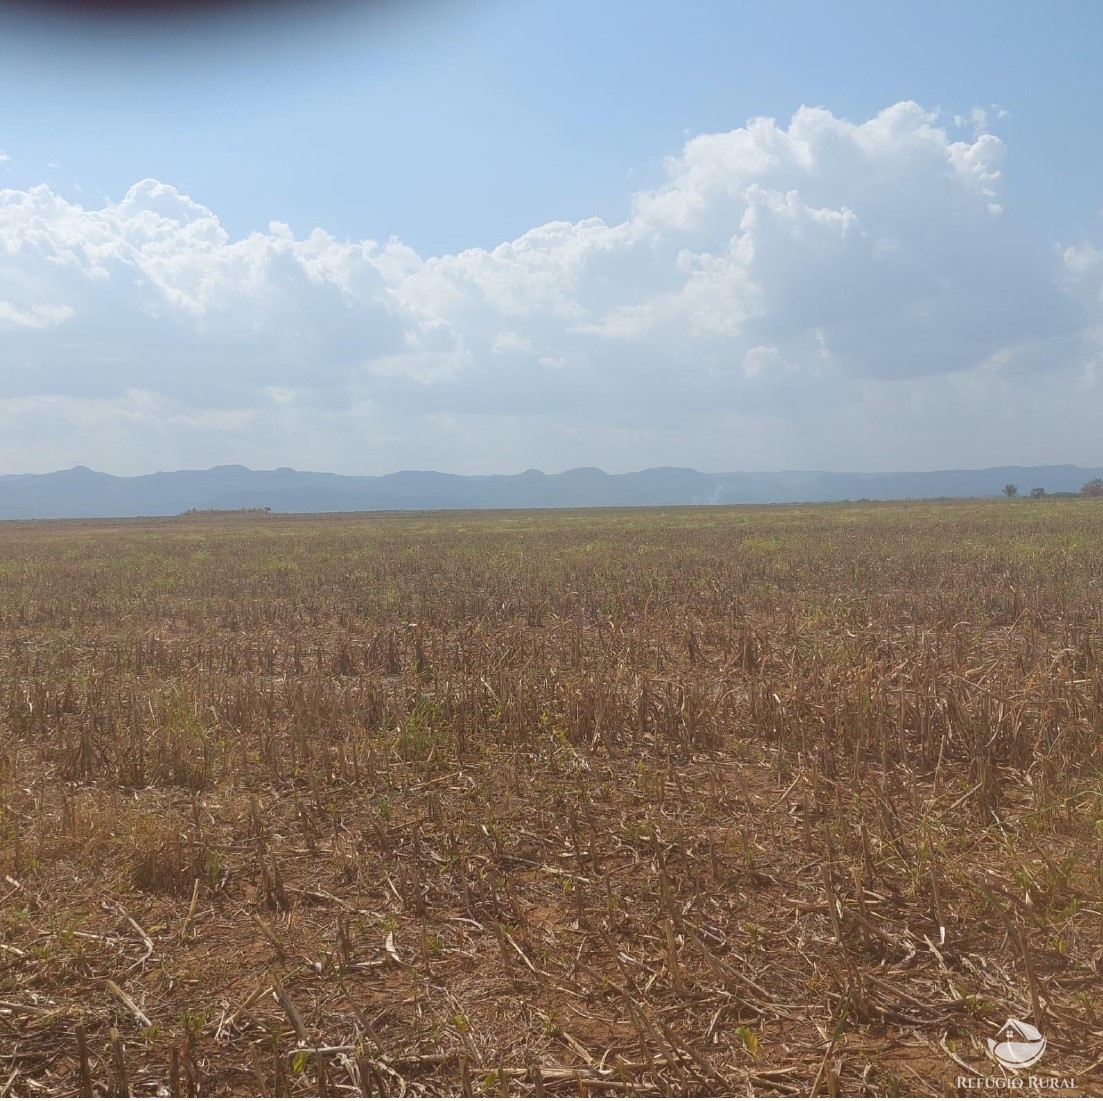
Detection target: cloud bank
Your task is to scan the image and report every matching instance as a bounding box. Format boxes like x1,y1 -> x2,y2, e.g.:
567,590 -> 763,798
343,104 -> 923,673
1,101 -> 1100,475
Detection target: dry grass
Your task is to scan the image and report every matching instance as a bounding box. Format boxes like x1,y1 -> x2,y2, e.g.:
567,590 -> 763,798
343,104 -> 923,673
0,500 -> 1102,1096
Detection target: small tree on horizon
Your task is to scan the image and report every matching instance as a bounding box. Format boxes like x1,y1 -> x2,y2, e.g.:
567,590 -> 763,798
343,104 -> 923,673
1030,487 -> 1046,499
1003,484 -> 1018,499
1082,478 -> 1103,497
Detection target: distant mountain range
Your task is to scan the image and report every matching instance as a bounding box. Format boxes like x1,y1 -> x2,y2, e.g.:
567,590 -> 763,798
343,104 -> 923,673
0,463 -> 1100,519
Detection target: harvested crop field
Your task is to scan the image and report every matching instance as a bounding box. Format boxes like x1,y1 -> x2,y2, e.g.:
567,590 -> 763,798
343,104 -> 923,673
1,500 -> 1102,1097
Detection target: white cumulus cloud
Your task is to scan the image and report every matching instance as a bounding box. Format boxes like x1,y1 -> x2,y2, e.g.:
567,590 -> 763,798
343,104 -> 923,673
0,100 -> 1101,475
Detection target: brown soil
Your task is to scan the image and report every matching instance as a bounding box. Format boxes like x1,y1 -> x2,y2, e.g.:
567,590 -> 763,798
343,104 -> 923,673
1,504 -> 1101,1097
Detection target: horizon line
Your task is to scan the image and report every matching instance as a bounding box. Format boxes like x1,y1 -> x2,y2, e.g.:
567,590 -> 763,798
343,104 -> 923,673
3,460 -> 1101,480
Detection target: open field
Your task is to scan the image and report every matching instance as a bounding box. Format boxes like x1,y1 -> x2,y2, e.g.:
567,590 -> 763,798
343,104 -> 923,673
1,500 -> 1103,1097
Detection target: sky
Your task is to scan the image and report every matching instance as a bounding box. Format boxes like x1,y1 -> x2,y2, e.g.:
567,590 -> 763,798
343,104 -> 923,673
1,0 -> 1102,477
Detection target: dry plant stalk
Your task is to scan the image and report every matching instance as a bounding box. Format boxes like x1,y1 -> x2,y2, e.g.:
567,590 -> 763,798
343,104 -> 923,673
270,972 -> 311,1044
110,1027 -> 130,1098
75,1024 -> 92,1097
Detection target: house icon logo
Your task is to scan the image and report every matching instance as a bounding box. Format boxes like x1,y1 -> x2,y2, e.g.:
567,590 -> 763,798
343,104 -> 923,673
987,1019 -> 1046,1071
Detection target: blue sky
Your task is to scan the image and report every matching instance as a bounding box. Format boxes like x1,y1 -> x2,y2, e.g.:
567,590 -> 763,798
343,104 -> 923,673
1,0 -> 1102,475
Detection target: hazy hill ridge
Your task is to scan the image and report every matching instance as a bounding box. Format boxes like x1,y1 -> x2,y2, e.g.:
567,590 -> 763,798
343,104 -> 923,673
0,464 -> 1100,519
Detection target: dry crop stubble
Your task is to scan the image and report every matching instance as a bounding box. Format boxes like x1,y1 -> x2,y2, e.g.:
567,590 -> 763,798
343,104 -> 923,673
0,501 -> 1101,1095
